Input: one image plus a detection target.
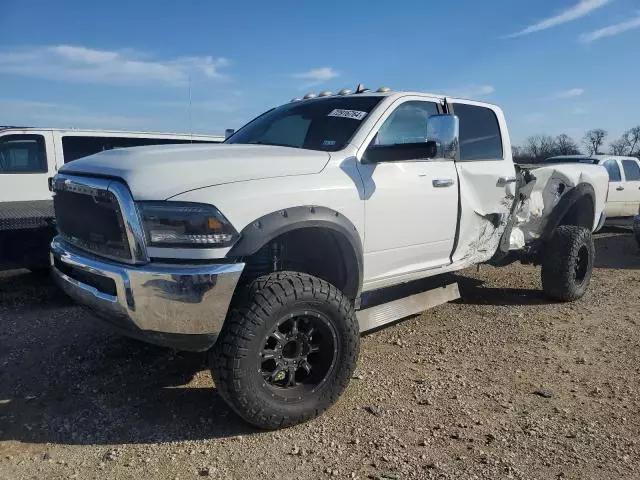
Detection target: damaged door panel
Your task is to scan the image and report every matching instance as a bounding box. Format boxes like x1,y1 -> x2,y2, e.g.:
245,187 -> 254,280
452,161 -> 517,264
448,100 -> 518,264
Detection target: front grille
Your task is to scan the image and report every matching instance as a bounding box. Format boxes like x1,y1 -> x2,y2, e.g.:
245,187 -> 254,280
54,188 -> 132,261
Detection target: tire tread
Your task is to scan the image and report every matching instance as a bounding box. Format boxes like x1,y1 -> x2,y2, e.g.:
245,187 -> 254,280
541,225 -> 594,302
211,271 -> 359,429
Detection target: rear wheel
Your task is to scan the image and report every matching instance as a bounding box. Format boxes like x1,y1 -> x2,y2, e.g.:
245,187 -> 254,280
210,272 -> 359,429
541,225 -> 594,301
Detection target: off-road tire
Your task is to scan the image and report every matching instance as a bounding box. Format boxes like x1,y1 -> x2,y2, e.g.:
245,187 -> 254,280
541,225 -> 594,302
210,271 -> 359,429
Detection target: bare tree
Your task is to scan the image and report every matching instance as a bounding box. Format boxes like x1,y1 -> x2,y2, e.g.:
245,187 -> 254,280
525,135 -> 543,160
582,129 -> 607,155
624,126 -> 640,156
512,145 -> 523,158
524,134 -> 556,162
610,139 -> 629,155
512,145 -> 534,163
554,134 -> 580,155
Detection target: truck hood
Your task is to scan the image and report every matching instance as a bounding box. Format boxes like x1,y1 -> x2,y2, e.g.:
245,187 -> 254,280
59,144 -> 331,200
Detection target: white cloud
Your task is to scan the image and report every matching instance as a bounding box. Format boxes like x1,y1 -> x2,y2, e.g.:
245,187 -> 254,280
504,0 -> 613,38
148,100 -> 241,113
0,45 -> 229,87
579,14 -> 640,42
523,112 -> 546,124
294,67 -> 339,82
0,98 -> 149,129
293,67 -> 339,89
554,88 -> 586,99
443,85 -> 495,98
474,85 -> 496,96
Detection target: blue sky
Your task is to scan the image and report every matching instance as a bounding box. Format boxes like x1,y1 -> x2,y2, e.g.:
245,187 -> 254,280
1,0 -> 639,147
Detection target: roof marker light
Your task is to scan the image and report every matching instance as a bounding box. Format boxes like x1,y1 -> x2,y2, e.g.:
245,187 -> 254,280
337,88 -> 352,95
303,93 -> 317,99
318,91 -> 332,97
376,86 -> 391,92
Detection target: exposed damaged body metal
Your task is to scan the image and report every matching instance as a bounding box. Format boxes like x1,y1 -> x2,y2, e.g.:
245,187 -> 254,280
507,165 -> 601,260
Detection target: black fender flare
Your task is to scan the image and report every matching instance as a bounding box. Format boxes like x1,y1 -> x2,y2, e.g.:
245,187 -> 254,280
541,182 -> 596,241
226,206 -> 364,298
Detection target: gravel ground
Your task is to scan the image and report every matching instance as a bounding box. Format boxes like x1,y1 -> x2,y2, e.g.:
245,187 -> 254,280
1,230 -> 639,480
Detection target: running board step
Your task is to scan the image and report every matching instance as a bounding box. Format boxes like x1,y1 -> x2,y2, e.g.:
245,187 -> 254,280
357,283 -> 460,333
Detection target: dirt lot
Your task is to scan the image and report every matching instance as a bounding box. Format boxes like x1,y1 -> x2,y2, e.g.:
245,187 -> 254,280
1,231 -> 639,480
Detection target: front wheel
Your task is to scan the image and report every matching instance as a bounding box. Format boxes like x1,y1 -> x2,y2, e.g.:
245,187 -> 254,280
210,272 -> 359,429
541,225 -> 595,302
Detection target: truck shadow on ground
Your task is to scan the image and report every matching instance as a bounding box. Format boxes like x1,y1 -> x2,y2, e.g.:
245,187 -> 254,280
0,335 -> 257,445
0,269 -> 75,310
455,277 -> 548,307
0,272 -> 258,445
454,232 -> 639,306
593,231 -> 640,270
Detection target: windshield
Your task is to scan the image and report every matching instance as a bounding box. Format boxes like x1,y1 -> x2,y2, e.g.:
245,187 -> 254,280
225,96 -> 383,152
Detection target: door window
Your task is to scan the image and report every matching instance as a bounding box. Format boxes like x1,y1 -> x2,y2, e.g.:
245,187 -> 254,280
453,104 -> 503,161
373,101 -> 439,146
622,159 -> 640,181
603,160 -> 622,182
0,134 -> 47,173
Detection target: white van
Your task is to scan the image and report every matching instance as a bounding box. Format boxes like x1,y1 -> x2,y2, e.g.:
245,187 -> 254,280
0,127 -> 223,270
543,155 -> 640,219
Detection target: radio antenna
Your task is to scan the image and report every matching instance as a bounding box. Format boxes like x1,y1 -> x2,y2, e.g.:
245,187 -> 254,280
188,75 -> 193,141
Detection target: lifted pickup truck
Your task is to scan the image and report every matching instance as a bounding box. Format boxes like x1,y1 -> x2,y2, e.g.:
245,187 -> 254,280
50,87 -> 608,429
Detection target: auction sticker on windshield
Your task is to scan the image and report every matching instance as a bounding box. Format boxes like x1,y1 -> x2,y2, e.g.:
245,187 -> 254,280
328,109 -> 368,120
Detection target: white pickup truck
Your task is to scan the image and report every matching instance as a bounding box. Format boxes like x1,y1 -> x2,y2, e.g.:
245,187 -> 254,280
0,127 -> 222,271
50,87 -> 608,429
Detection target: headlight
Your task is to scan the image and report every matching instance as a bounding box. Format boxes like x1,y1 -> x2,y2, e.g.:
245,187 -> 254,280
137,202 -> 238,248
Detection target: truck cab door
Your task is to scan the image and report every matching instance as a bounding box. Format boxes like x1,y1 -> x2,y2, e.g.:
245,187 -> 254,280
448,101 -> 517,264
0,130 -> 56,203
602,159 -> 626,217
620,158 -> 640,216
356,97 -> 458,289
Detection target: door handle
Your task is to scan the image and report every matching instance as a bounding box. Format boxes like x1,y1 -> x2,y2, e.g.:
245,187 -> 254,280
497,176 -> 517,187
432,179 -> 454,188
616,186 -> 624,191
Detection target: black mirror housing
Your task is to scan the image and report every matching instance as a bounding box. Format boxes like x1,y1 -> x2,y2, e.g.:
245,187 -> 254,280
364,141 -> 439,164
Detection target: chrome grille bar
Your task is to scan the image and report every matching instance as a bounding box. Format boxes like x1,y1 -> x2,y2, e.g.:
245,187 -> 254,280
52,173 -> 149,264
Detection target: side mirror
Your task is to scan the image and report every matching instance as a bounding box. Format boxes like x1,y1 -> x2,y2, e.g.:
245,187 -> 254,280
224,128 -> 235,139
426,114 -> 459,160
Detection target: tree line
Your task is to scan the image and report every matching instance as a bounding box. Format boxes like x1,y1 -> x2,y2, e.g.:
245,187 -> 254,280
513,126 -> 640,163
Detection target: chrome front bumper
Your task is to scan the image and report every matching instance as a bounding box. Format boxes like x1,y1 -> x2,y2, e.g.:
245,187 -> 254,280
51,237 -> 244,351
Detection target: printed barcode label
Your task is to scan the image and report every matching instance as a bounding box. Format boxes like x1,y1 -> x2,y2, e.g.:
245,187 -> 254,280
327,109 -> 368,120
